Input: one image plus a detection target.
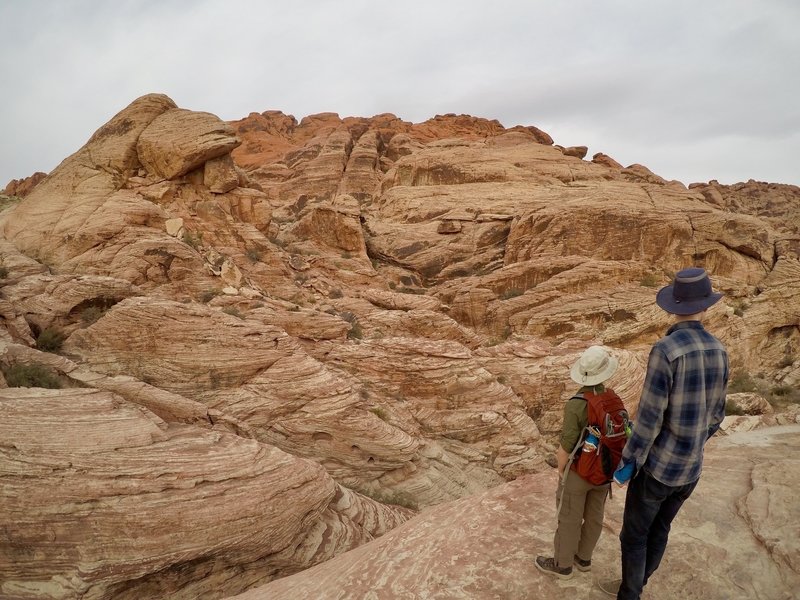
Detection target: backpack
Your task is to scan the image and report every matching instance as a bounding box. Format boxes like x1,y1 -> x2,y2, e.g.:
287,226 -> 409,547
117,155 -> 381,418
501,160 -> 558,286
569,390 -> 630,485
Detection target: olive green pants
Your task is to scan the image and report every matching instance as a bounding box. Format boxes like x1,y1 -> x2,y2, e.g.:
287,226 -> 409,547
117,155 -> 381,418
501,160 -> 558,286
553,470 -> 609,568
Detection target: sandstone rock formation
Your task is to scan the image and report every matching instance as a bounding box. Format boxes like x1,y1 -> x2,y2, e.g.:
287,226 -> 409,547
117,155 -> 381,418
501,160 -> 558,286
0,385 -> 411,600
227,425 -> 800,600
2,171 -> 46,197
0,93 -> 798,598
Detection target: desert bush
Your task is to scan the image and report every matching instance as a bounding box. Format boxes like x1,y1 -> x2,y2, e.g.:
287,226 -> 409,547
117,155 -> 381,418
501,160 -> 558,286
777,353 -> 795,369
369,406 -> 389,421
769,384 -> 800,408
269,234 -> 288,249
358,487 -> 418,511
398,287 -> 425,295
222,306 -> 245,320
728,371 -> 758,393
329,288 -> 344,299
639,273 -> 660,288
246,248 -> 262,263
0,266 -> 8,279
724,398 -> 745,416
182,231 -> 203,249
347,321 -> 364,340
199,289 -> 220,303
35,327 -> 65,353
80,306 -> 105,325
732,299 -> 750,317
500,288 -> 522,300
2,363 -> 61,389
729,370 -> 800,410
339,311 -> 363,339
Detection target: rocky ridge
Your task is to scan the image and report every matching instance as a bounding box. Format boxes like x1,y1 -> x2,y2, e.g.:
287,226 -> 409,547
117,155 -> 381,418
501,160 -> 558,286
0,94 -> 797,599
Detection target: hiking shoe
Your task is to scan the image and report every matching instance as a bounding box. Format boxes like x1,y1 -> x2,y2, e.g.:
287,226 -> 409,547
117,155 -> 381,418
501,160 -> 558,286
535,556 -> 573,580
597,578 -> 621,596
573,555 -> 591,572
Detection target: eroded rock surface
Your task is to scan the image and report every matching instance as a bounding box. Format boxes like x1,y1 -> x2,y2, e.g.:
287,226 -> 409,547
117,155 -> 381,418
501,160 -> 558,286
228,426 -> 800,600
0,387 -> 411,600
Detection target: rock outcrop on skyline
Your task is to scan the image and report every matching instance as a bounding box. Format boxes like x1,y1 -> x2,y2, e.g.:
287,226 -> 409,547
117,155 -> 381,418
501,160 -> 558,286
0,94 -> 797,599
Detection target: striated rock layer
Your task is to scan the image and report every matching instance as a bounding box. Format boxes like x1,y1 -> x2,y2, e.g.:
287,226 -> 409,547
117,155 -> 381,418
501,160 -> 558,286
0,387 -> 411,600
228,426 -> 800,600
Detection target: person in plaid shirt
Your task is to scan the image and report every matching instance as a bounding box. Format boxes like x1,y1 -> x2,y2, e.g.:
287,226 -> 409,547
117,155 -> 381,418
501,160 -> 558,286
599,267 -> 729,599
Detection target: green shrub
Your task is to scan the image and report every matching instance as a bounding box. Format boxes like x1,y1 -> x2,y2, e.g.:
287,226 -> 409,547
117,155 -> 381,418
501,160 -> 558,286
80,306 -> 105,325
269,235 -> 287,249
725,399 -> 745,416
329,288 -> 344,299
347,321 -> 364,340
398,287 -> 425,295
35,327 -> 65,353
339,311 -> 363,339
639,273 -> 660,288
199,289 -> 220,303
0,266 -> 8,279
732,299 -> 750,317
358,487 -> 418,511
728,371 -> 758,393
369,406 -> 389,421
729,370 -> 800,410
182,231 -> 203,249
222,306 -> 245,320
500,288 -> 522,300
2,363 -> 62,388
768,384 -> 800,409
246,248 -> 262,263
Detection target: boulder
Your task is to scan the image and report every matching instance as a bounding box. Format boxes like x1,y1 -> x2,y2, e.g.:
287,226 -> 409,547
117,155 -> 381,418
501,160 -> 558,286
204,154 -> 240,193
561,145 -> 588,159
137,108 -> 241,180
726,392 -> 773,415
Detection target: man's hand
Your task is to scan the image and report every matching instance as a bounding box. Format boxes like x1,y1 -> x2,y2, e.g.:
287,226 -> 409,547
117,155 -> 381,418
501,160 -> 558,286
613,461 -> 634,486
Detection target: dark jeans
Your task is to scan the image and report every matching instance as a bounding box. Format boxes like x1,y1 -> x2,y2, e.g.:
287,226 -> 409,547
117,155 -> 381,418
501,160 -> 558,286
617,469 -> 698,600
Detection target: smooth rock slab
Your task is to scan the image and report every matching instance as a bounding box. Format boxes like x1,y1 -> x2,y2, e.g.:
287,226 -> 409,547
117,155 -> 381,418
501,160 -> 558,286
228,425 -> 800,600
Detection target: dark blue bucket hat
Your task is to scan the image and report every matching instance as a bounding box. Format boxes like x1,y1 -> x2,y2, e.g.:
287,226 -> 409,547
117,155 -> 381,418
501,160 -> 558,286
656,267 -> 723,315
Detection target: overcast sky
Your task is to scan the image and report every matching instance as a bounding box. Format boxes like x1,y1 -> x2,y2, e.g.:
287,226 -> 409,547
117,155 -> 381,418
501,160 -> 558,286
1,0 -> 798,188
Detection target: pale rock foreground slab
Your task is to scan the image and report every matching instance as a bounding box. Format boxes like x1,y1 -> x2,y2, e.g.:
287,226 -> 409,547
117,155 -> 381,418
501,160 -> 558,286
229,425 -> 800,600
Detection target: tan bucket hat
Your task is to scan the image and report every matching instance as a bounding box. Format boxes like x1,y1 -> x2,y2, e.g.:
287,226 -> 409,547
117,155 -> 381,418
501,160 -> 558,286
570,345 -> 619,386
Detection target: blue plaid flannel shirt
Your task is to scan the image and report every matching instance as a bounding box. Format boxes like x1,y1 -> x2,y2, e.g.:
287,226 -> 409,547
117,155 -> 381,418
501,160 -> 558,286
622,320 -> 728,486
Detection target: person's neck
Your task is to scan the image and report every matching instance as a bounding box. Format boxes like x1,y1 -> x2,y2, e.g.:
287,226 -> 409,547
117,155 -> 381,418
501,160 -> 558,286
673,310 -> 705,324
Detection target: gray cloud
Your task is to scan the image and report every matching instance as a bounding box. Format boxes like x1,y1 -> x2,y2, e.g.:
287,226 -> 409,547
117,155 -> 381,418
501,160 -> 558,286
1,0 -> 798,187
